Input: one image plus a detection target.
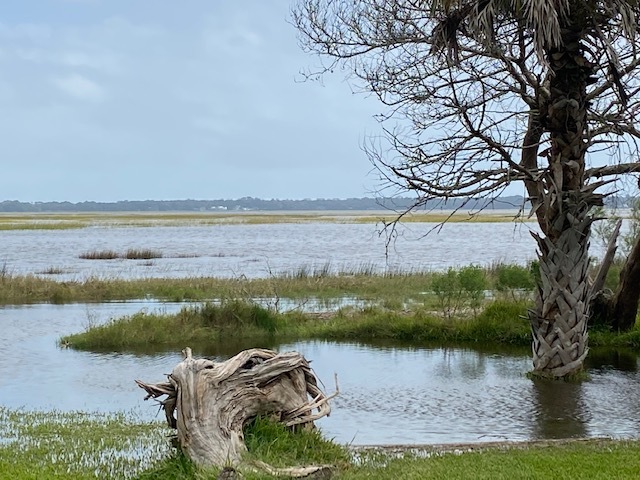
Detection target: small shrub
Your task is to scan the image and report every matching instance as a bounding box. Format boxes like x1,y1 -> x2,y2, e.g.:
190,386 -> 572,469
431,266 -> 488,318
458,265 -> 488,314
495,264 -> 535,291
431,268 -> 463,318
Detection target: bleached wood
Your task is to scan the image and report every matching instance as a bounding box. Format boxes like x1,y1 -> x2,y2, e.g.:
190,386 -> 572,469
137,348 -> 335,476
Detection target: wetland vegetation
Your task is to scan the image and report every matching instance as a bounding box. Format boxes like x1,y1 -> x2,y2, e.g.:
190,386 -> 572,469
2,213 -> 639,478
0,210 -> 529,231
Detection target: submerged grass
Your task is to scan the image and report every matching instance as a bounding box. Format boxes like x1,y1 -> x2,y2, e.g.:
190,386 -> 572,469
0,407 -> 170,479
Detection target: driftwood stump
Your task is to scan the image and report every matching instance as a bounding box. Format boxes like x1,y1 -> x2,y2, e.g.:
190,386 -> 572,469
137,348 -> 336,476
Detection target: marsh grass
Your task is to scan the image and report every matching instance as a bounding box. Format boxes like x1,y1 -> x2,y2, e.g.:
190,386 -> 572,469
0,407 -> 170,479
0,211 -> 528,231
0,221 -> 89,231
64,295 -> 640,353
61,301 -> 302,350
0,267 -> 464,304
62,299 -> 534,351
79,249 -> 163,260
0,263 -> 537,306
124,248 -> 163,259
79,249 -> 120,260
38,266 -> 66,275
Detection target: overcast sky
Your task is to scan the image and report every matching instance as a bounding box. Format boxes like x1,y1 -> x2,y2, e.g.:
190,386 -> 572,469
0,0 -> 387,202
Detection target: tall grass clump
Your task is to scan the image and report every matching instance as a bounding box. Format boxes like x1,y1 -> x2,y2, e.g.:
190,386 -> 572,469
62,301 -> 298,351
281,262 -> 333,279
124,248 -> 163,260
197,300 -> 282,333
243,416 -> 350,468
79,249 -> 163,260
462,299 -> 531,344
139,416 -> 349,479
79,249 -> 119,260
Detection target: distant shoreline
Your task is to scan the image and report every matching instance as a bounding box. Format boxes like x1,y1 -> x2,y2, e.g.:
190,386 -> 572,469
1,196 -> 529,213
0,196 -> 632,213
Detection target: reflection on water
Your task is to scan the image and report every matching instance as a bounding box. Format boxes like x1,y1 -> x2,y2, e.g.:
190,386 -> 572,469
530,379 -> 588,439
1,302 -> 640,445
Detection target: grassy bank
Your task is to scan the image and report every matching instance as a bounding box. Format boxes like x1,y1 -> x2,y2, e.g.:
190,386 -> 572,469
62,299 -> 640,353
3,408 -> 640,479
61,300 -> 532,351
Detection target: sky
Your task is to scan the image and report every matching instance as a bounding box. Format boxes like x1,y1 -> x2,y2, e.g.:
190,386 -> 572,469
0,0 -> 385,202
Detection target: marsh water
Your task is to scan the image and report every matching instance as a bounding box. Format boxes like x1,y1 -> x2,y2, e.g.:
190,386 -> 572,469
1,221 -> 557,280
1,220 -> 638,445
2,300 -> 640,446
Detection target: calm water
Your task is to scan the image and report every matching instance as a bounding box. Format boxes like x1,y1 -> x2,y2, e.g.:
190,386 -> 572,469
0,221 -> 554,280
1,301 -> 639,445
0,221 -> 634,445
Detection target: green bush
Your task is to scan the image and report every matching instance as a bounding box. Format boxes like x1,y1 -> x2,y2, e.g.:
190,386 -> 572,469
458,265 -> 488,313
495,264 -> 535,291
431,268 -> 462,318
431,266 -> 488,318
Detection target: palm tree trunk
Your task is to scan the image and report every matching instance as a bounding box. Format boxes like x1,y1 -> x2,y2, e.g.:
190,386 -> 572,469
529,23 -> 595,378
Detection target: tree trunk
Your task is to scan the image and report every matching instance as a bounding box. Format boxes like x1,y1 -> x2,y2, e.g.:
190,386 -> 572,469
137,348 -> 335,476
588,220 -> 640,331
530,21 -> 595,378
609,234 -> 640,330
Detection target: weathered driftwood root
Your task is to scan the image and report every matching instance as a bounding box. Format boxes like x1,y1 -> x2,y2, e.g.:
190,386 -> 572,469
136,348 -> 337,477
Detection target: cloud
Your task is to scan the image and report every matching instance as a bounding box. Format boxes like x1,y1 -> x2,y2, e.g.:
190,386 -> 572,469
52,73 -> 105,101
58,51 -> 122,74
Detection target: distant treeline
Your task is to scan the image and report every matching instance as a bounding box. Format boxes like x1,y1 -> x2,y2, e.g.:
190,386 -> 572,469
0,196 -> 633,212
0,197 -> 530,212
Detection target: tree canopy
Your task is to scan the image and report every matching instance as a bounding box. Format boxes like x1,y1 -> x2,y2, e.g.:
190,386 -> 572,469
293,0 -> 640,377
293,0 -> 640,221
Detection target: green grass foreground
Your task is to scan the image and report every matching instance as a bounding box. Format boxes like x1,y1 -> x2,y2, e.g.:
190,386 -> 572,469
2,409 -> 640,479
